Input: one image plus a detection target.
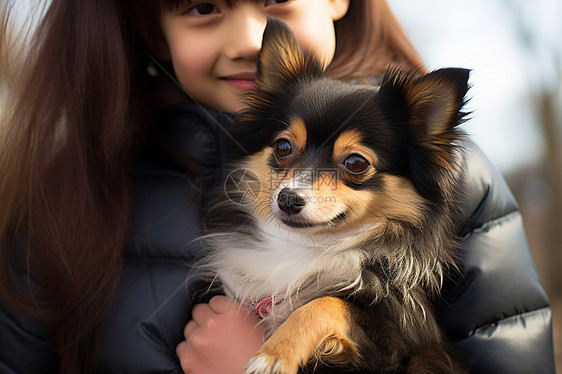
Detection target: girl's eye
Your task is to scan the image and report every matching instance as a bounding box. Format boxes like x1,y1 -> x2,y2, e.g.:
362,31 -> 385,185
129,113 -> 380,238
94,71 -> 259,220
264,0 -> 290,6
274,139 -> 293,158
343,154 -> 370,174
184,3 -> 219,16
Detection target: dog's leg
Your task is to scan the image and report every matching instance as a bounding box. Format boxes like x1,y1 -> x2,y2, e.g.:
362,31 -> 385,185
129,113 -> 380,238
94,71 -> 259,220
406,344 -> 468,374
246,296 -> 359,374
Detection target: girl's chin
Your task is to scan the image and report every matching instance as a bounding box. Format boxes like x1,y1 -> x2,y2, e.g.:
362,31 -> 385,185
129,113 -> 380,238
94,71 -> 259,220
212,99 -> 245,114
201,87 -> 250,113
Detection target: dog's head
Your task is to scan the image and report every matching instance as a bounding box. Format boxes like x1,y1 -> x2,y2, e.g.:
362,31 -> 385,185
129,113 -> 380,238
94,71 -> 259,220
230,19 -> 469,234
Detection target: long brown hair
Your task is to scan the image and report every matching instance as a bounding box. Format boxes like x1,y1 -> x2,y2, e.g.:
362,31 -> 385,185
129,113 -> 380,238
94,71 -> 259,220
329,0 -> 427,79
1,1 -> 137,372
0,0 -> 426,373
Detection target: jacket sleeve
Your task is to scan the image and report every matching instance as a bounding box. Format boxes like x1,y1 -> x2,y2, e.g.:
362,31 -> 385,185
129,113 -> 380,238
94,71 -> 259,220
0,275 -> 58,373
95,103 -> 233,373
438,139 -> 555,373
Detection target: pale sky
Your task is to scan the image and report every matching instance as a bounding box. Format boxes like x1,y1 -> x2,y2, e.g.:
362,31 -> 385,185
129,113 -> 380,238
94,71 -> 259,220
388,0 -> 562,173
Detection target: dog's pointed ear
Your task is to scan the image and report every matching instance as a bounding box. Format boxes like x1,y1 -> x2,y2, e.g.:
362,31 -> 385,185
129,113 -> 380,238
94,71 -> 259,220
256,18 -> 325,92
383,68 -> 470,140
380,68 -> 470,200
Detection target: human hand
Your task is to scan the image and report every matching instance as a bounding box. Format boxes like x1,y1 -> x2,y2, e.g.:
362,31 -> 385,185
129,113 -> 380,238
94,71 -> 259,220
176,295 -> 266,374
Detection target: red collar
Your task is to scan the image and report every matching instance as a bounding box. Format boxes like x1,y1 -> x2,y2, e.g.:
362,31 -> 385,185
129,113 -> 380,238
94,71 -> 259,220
252,293 -> 284,318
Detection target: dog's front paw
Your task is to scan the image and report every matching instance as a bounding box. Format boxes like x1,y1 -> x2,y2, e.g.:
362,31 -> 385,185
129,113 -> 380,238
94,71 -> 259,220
246,353 -> 298,374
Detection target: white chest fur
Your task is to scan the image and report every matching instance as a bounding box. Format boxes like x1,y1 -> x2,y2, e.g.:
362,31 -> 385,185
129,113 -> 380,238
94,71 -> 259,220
208,219 -> 369,325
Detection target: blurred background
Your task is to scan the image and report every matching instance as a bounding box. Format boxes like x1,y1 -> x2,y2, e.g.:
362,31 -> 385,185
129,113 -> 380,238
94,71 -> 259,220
388,0 -> 561,371
3,0 -> 561,371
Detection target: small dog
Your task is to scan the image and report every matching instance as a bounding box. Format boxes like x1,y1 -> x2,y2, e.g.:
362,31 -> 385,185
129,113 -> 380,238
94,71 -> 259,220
201,19 -> 469,374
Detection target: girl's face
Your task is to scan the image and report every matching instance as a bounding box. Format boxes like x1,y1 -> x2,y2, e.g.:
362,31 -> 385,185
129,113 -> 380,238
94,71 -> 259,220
160,0 -> 350,113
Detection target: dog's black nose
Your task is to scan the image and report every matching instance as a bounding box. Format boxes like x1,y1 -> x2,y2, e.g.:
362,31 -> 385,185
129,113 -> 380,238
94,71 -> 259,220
277,188 -> 306,215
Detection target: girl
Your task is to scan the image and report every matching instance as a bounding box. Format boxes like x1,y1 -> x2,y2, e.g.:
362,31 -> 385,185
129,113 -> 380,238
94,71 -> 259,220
0,1 -> 554,373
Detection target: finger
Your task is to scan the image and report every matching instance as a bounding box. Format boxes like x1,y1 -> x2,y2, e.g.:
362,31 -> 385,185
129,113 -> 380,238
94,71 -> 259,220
183,320 -> 198,339
207,294 -> 232,314
175,339 -> 186,358
190,302 -> 216,323
175,340 -> 191,374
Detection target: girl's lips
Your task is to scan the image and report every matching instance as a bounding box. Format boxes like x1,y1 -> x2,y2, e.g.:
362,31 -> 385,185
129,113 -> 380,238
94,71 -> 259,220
224,79 -> 256,90
221,73 -> 256,90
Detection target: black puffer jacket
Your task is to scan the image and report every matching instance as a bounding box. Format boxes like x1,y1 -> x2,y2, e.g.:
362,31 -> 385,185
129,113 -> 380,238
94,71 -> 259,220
0,103 -> 555,373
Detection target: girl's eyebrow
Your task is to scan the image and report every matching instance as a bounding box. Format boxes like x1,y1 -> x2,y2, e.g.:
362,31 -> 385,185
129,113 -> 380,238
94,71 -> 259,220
165,0 -> 263,9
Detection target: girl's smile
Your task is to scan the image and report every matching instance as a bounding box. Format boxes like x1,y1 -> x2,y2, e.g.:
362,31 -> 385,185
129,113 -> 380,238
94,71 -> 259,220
220,72 -> 257,91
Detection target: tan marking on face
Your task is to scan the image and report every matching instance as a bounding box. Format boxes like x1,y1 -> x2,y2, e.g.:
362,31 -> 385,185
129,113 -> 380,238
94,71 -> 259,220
333,130 -> 377,184
307,173 -> 426,233
274,117 -> 307,152
324,182 -> 377,231
289,173 -> 375,232
333,130 -> 364,159
305,170 -> 342,224
269,117 -> 308,169
249,297 -> 358,371
368,174 -> 427,226
288,118 -> 307,150
270,169 -> 370,230
241,149 -> 276,220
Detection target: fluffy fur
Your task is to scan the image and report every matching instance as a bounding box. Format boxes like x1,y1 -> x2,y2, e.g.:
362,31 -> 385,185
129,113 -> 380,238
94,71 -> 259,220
200,19 -> 470,373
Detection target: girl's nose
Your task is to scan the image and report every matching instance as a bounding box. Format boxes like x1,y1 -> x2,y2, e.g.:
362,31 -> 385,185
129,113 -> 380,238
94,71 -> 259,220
224,5 -> 266,61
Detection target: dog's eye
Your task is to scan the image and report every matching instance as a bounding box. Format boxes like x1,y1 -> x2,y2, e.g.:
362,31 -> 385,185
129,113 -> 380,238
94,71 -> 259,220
343,154 -> 370,174
274,139 -> 293,158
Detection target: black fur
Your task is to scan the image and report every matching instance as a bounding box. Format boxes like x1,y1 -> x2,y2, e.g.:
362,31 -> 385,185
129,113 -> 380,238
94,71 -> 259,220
204,18 -> 470,373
